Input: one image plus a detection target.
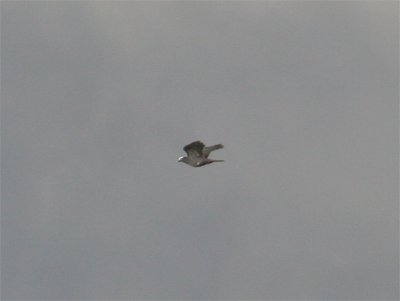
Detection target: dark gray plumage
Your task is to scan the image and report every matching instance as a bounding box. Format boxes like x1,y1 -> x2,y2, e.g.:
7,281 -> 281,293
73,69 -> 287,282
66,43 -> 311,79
178,141 -> 224,167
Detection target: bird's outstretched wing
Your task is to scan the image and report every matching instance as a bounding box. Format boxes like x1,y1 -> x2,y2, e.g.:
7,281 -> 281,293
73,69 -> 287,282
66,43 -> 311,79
203,144 -> 224,158
184,141 -> 205,158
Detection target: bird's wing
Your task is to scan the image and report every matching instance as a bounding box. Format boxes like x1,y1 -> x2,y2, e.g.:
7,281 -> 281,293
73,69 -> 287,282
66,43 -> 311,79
184,141 -> 205,158
203,144 -> 224,158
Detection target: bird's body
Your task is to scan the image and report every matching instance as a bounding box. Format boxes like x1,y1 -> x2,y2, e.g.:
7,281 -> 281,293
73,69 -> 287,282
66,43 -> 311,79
178,141 -> 224,167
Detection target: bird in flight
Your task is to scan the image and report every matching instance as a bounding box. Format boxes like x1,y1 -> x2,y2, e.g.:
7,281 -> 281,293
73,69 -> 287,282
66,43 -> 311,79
178,140 -> 224,167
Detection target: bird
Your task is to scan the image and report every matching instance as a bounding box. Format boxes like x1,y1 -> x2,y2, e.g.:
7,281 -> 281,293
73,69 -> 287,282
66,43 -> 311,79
178,140 -> 224,167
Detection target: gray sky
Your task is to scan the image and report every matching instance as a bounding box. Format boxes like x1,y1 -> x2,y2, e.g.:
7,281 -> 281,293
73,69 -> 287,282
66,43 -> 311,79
1,1 -> 398,300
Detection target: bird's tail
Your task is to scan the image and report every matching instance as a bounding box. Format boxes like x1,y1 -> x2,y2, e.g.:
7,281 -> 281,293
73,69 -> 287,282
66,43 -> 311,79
211,159 -> 224,162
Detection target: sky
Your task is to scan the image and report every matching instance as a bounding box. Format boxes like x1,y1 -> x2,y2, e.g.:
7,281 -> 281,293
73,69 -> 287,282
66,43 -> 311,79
1,1 -> 398,300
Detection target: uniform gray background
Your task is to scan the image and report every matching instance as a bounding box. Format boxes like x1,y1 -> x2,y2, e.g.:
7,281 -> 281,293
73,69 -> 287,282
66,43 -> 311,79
1,1 -> 398,300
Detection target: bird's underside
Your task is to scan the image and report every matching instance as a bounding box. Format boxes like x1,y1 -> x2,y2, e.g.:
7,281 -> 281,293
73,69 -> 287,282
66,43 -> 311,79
178,140 -> 224,167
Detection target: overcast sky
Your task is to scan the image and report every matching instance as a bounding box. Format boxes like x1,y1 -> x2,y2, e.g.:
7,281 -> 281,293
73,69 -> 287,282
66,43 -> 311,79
2,1 -> 398,300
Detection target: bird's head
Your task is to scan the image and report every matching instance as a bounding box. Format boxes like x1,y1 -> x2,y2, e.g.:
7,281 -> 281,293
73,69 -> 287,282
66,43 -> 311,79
177,156 -> 185,163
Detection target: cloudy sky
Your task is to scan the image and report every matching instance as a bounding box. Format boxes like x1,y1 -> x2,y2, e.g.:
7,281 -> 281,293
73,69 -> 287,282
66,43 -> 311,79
2,1 -> 398,300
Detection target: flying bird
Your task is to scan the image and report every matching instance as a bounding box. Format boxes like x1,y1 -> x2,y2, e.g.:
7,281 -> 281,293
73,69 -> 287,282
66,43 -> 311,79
178,141 -> 224,167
